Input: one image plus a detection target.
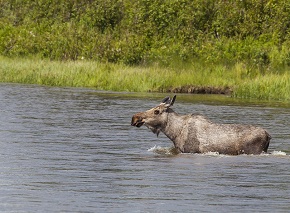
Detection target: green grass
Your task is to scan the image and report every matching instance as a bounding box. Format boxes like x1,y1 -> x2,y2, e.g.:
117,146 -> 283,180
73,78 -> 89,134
233,73 -> 290,101
0,56 -> 290,101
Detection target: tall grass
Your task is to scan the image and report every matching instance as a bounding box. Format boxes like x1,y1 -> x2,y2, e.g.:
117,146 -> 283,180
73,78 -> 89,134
0,57 -> 236,90
233,74 -> 290,101
0,56 -> 290,101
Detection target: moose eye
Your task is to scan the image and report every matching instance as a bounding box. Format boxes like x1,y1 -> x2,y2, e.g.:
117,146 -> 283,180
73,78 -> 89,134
154,110 -> 160,115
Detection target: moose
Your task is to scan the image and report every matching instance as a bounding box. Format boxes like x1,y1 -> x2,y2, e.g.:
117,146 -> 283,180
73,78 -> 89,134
131,95 -> 271,155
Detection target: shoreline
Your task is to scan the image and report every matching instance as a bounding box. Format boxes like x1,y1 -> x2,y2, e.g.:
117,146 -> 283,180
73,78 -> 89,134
165,85 -> 232,95
0,57 -> 289,101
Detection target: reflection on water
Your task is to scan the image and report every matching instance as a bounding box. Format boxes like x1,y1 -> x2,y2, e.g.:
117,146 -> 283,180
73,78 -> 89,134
0,83 -> 290,212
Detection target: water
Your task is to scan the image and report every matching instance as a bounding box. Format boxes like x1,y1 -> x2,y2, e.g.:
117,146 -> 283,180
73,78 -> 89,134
0,83 -> 290,212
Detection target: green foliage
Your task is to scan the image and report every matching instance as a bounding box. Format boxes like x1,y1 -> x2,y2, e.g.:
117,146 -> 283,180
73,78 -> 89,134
1,0 -> 290,101
0,0 -> 290,67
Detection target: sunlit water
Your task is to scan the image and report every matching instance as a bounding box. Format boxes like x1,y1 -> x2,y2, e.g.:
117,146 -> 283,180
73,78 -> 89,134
0,83 -> 290,212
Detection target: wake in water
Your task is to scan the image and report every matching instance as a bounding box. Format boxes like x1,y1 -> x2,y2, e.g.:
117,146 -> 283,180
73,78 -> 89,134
263,150 -> 287,156
148,145 -> 180,155
148,145 -> 288,157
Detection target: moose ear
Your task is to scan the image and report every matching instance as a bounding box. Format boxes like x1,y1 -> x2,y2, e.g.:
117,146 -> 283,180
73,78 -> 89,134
164,95 -> 176,108
170,95 -> 176,106
161,96 -> 170,104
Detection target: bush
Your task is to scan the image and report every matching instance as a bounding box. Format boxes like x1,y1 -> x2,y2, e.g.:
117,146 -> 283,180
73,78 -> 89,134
0,0 -> 290,69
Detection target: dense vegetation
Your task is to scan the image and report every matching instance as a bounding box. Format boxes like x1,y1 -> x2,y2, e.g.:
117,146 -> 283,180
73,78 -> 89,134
1,0 -> 290,66
0,0 -> 290,100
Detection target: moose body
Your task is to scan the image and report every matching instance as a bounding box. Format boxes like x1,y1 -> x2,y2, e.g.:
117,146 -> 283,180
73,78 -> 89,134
131,96 -> 271,155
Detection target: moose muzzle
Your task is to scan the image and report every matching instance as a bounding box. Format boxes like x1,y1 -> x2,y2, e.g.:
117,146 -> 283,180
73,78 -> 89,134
131,113 -> 145,127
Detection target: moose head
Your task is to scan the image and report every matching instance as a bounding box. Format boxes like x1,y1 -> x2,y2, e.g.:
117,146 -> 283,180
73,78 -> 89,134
131,95 -> 176,136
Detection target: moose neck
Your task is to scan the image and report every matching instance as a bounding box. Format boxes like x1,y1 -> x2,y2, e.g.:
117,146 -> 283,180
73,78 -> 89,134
162,109 -> 187,149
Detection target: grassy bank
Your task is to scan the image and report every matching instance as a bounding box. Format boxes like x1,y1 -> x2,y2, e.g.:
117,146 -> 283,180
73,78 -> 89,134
0,57 -> 289,101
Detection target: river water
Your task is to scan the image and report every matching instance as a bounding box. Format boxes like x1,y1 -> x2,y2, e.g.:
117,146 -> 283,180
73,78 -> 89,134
0,83 -> 290,212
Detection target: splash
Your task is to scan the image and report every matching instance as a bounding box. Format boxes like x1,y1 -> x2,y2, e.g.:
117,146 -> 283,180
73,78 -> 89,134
148,145 -> 179,155
270,151 -> 287,156
148,145 -> 288,157
202,151 -> 221,156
